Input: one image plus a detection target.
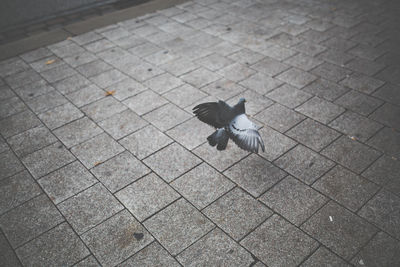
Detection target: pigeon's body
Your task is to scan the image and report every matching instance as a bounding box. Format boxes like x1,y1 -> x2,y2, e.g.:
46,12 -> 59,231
193,98 -> 265,153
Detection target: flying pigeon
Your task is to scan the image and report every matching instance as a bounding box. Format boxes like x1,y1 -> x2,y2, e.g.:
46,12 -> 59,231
193,98 -> 265,153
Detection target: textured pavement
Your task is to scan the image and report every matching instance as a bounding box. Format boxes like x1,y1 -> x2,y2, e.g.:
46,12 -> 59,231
1,0 -> 400,266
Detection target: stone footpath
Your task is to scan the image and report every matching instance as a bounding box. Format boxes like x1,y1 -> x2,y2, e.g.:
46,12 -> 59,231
0,0 -> 399,266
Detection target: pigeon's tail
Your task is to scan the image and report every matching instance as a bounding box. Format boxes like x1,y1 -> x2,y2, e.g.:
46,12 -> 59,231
207,128 -> 229,150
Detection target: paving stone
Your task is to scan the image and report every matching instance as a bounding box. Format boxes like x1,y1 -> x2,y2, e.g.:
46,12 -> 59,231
293,41 -> 327,57
108,78 -> 147,101
5,69 -> 42,90
143,103 -> 191,131
84,38 -> 116,53
38,102 -> 84,129
7,125 -> 57,157
251,56 -> 290,76
65,84 -> 105,107
254,103 -> 306,133
16,223 -> 90,266
311,62 -> 352,83
0,171 -> 41,215
144,49 -> 180,66
340,73 -> 385,95
228,49 -> 265,65
143,73 -> 184,94
119,125 -> 173,159
224,154 -> 287,197
90,69 -> 128,89
72,31 -> 102,45
81,97 -> 127,122
300,246 -> 350,267
261,176 -> 327,226
195,53 -> 233,72
144,198 -> 213,255
345,58 -> 386,76
50,42 -> 85,58
119,242 -> 179,267
373,83 -> 400,106
177,228 -> 253,266
283,53 -> 323,71
123,89 -> 168,116
82,209 -> 153,266
335,90 -> 383,116
362,154 -> 400,196
76,59 -> 112,78
180,67 -> 221,88
0,96 -> 27,119
26,90 -> 68,114
302,78 -> 349,101
41,64 -> 77,83
0,136 -> 8,153
321,37 -> 357,51
318,48 -> 355,66
369,103 -> 400,131
313,166 -> 380,211
116,173 -> 179,221
201,78 -> 245,100
58,183 -> 123,234
217,62 -> 257,83
348,44 -> 386,61
375,65 -> 400,85
163,83 -> 207,108
143,142 -> 201,182
208,41 -> 242,56
301,201 -> 377,260
13,79 -> 54,101
0,194 -> 64,248
0,84 -> 16,101
159,57 -> 199,76
0,232 -> 21,267
351,232 -> 400,267
241,214 -> 318,267
101,27 -> 131,41
329,111 -> 382,142
29,56 -> 65,73
20,47 -> 53,63
52,74 -> 92,95
275,145 -> 335,184
0,57 -> 29,77
296,96 -> 345,124
71,133 -> 124,168
74,255 -> 100,267
358,189 -> 400,239
239,72 -> 283,95
261,44 -> 297,61
266,84 -> 312,108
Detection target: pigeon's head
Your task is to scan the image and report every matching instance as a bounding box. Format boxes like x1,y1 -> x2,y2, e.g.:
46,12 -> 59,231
238,98 -> 246,104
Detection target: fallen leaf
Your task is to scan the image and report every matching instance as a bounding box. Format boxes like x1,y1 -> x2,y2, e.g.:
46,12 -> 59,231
45,59 -> 56,65
105,90 -> 116,96
94,161 -> 102,166
349,136 -> 356,141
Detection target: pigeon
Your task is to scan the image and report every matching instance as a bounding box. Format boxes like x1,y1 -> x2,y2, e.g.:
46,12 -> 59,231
193,98 -> 265,153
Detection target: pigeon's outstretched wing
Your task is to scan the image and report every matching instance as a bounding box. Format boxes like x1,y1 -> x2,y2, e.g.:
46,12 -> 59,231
193,101 -> 234,128
228,114 -> 265,153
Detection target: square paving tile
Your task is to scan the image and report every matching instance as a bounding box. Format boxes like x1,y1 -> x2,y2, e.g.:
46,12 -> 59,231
123,90 -> 168,116
286,118 -> 341,151
293,41 -> 327,57
300,246 -> 350,267
329,111 -> 382,142
0,171 -> 41,215
301,201 -> 377,260
340,73 -> 384,94
116,173 -> 179,221
53,117 -> 103,148
119,125 -> 173,159
119,242 -> 180,267
38,161 -> 97,204
81,97 -> 127,122
76,60 -> 112,78
26,91 -> 68,114
38,102 -> 84,129
351,232 -> 400,267
108,78 -> 147,101
0,194 -> 64,248
163,83 -> 207,108
321,135 -> 381,174
143,73 -> 184,94
70,133 -> 125,168
124,62 -> 165,82
251,56 -> 290,76
21,142 -> 75,179
13,79 -> 54,101
358,189 -> 400,240
82,210 -> 153,267
0,232 -> 21,267
217,62 -> 256,82
195,53 -> 234,71
98,109 -> 148,140
239,73 -> 283,95
58,183 -> 123,234
0,110 -> 42,138
372,83 -> 400,106
276,67 -> 317,88
254,103 -> 306,133
335,90 -> 383,116
177,228 -> 253,266
260,176 -> 327,226
302,78 -> 349,101
241,214 -> 318,267
0,96 -> 27,119
41,64 -> 77,83
160,57 -> 199,76
224,154 -> 287,197
204,187 -> 272,241
144,198 -> 214,255
266,84 -> 312,108
143,142 -> 201,182
16,223 -> 90,266
201,78 -> 246,100
311,62 -> 352,83
180,67 -> 221,88
52,74 -> 91,95
91,151 -> 150,193
74,255 -> 100,266
257,126 -> 297,161
143,103 -> 191,131
0,150 -> 25,181
5,69 -> 42,89
192,142 -> 249,172
369,103 -> 400,131
0,57 -> 29,77
65,84 -> 105,107
313,166 -> 380,211
296,96 -> 345,124
171,163 -> 234,209
275,145 -> 335,184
